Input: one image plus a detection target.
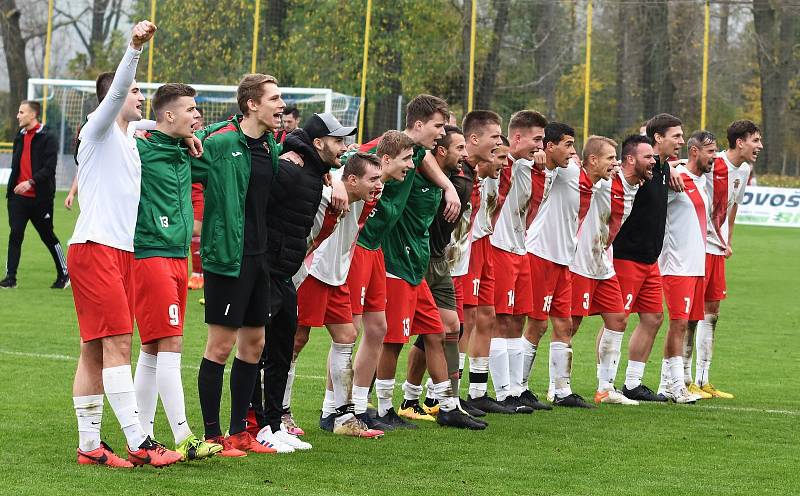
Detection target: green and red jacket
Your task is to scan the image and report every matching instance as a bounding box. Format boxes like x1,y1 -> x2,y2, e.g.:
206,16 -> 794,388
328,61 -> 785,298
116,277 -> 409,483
134,130 -> 193,259
190,115 -> 280,277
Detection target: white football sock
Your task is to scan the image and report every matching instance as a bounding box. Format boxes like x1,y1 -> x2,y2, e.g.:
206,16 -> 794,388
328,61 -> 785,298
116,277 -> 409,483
156,352 -> 191,444
695,313 -> 717,386
74,394 -> 103,452
432,380 -> 457,412
658,358 -> 670,393
667,356 -> 685,392
506,337 -> 523,397
424,377 -> 436,401
550,342 -> 573,398
322,389 -> 336,416
488,338 -> 511,400
402,380 -> 423,402
468,356 -> 489,399
624,360 -> 646,390
133,351 -> 157,438
683,325 -> 696,384
375,379 -> 395,417
520,337 -> 537,391
457,353 -> 466,392
352,385 -> 370,415
597,328 -> 624,392
282,358 -> 297,410
103,365 -> 147,449
329,342 -> 354,409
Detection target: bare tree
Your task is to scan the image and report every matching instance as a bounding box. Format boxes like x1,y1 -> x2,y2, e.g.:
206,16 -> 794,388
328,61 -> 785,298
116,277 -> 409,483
474,0 -> 509,110
0,0 -> 29,134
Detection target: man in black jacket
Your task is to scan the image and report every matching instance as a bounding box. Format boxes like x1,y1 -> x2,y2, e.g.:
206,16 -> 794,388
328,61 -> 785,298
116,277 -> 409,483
251,113 -> 354,449
2,100 -> 68,289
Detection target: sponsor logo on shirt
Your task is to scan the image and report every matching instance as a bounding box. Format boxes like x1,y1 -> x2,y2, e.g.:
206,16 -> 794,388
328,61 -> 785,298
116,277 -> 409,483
232,151 -> 242,157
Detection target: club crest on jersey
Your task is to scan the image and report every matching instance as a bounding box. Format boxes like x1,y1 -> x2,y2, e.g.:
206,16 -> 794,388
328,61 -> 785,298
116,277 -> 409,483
734,179 -> 741,190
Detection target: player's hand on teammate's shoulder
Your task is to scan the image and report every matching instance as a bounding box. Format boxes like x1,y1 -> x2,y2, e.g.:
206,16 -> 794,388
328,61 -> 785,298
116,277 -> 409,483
281,151 -> 304,166
330,177 -> 350,213
130,20 -> 157,50
668,172 -> 685,192
532,150 -> 547,170
442,186 -> 460,222
185,135 -> 203,157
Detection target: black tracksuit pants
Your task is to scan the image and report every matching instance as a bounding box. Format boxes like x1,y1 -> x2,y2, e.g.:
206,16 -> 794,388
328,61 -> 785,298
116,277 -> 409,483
6,195 -> 67,278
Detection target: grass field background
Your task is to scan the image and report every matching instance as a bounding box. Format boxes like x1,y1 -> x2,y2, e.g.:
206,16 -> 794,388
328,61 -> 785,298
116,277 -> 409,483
0,193 -> 798,495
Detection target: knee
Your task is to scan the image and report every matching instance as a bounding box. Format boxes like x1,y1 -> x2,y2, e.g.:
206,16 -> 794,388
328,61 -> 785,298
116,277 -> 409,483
205,337 -> 235,363
641,313 -> 663,330
424,332 -> 445,347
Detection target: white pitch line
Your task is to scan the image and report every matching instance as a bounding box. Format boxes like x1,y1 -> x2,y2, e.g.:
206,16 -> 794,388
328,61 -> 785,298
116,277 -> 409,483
0,349 -> 326,381
695,404 -> 800,417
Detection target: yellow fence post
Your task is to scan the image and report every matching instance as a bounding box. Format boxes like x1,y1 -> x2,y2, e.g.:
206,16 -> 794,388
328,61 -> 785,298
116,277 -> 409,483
467,0 -> 477,113
582,0 -> 593,143
144,0 -> 157,119
41,0 -> 54,124
700,0 -> 710,129
357,0 -> 373,143
251,0 -> 261,73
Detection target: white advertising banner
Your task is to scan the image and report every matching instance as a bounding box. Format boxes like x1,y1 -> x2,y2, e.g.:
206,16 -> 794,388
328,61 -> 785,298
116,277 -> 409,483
736,185 -> 800,228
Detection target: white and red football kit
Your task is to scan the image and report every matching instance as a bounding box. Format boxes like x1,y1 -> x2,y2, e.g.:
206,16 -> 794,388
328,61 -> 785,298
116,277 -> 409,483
570,174 -> 639,317
490,156 -> 552,315
526,160 -> 594,319
703,152 -> 750,301
463,174 -> 500,307
659,165 -> 709,321
295,176 -> 378,327
449,172 -> 482,322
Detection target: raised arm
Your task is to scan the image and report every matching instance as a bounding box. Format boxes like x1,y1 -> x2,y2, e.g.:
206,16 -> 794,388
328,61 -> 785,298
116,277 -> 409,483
79,21 -> 156,142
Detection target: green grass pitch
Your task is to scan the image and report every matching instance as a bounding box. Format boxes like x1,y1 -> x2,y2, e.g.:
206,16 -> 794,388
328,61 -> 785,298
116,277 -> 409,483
0,193 -> 797,495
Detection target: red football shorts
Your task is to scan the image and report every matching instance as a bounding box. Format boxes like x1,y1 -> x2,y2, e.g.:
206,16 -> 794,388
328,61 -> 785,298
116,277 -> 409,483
68,242 -> 135,342
528,253 -> 572,320
463,236 -> 495,307
384,278 -> 443,344
346,245 -> 387,315
662,275 -> 705,321
191,183 -> 204,221
453,275 -> 465,323
492,247 -> 533,316
613,259 -> 663,314
570,273 -> 625,317
297,275 -> 353,327
704,253 -> 727,302
134,256 -> 188,344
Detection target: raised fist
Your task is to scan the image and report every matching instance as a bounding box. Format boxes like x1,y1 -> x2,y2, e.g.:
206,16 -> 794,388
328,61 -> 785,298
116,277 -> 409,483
131,20 -> 157,50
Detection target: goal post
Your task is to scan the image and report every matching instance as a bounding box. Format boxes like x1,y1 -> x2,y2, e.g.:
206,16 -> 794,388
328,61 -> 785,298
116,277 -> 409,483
25,78 -> 360,190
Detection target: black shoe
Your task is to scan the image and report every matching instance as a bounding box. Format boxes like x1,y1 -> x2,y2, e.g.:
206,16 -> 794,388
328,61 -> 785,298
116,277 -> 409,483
467,394 -> 516,414
356,412 -> 394,431
423,397 -> 439,410
376,407 -> 417,429
319,412 -> 335,432
0,276 -> 17,288
553,393 -> 596,409
519,389 -> 553,411
366,405 -> 378,418
622,383 -> 668,402
499,396 -> 534,414
51,274 -> 70,289
459,397 -> 486,417
436,408 -> 487,430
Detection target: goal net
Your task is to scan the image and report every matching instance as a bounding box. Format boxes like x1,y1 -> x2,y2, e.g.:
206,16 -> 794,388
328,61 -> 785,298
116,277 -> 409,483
26,78 -> 360,190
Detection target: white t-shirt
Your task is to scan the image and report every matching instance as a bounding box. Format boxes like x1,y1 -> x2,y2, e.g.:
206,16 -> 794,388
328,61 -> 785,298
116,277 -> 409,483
470,175 -> 500,241
70,46 -> 143,252
526,160 -> 594,266
447,175 -> 481,277
293,172 -> 378,288
659,165 -> 709,276
491,156 -> 551,255
570,173 -> 639,279
705,152 -> 750,255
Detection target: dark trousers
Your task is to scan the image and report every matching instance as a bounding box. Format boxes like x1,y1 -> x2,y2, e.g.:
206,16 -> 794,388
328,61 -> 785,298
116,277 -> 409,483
253,276 -> 298,431
6,195 -> 66,278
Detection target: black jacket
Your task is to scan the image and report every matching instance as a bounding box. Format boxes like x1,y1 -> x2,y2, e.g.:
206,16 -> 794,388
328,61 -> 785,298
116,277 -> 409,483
266,129 -> 332,279
7,125 -> 59,203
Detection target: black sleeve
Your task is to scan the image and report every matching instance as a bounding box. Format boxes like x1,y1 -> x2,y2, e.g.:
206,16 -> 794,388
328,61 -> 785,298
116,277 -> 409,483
32,133 -> 59,185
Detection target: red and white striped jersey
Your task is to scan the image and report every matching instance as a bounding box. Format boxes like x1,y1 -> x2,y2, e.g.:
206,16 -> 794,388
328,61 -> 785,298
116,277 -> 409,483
526,160 -> 594,266
705,152 -> 750,255
659,165 -> 709,276
470,175 -> 500,241
570,174 -> 639,280
448,174 -> 482,277
293,171 -> 378,288
490,156 -> 552,255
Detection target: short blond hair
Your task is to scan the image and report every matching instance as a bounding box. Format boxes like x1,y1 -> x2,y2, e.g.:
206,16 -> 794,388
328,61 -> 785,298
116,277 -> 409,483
237,73 -> 278,115
582,135 -> 617,163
